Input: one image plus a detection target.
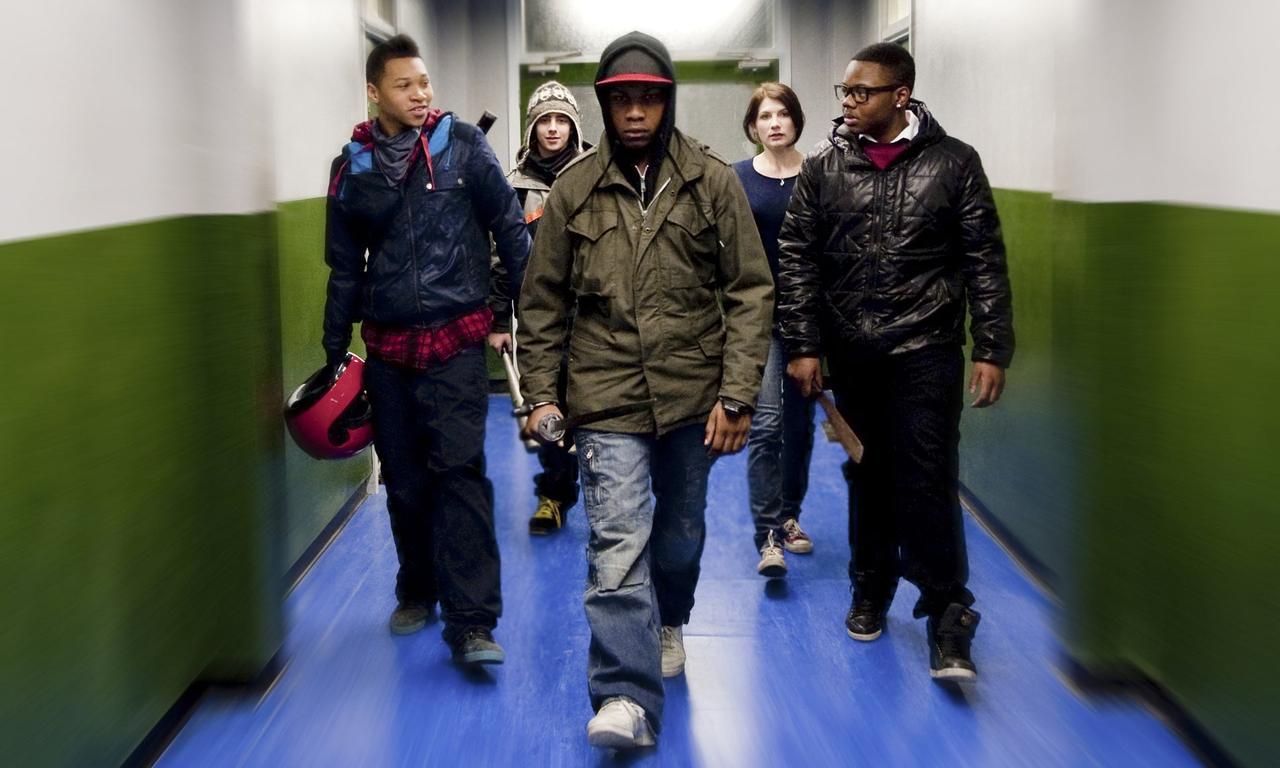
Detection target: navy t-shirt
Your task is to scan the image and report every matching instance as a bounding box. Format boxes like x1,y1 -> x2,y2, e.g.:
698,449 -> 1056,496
733,158 -> 798,283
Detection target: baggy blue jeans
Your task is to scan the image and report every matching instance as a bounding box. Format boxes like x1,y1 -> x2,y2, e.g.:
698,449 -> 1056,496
575,424 -> 715,731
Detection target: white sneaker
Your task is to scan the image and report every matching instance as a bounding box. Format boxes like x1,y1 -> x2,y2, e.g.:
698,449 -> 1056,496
587,697 -> 656,749
660,625 -> 685,678
756,531 -> 788,578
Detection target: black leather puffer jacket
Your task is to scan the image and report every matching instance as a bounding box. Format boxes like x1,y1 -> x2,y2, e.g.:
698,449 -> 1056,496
776,103 -> 1014,367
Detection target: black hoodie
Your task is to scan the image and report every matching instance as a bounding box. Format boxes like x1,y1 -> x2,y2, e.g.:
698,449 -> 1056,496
594,32 -> 678,204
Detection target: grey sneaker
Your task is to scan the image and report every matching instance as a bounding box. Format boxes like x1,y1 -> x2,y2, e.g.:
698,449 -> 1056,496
781,518 -> 813,554
756,531 -> 788,578
587,697 -> 655,749
388,601 -> 432,635
660,625 -> 685,678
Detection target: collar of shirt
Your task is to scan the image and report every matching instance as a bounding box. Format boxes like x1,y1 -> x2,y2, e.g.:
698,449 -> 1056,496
860,109 -> 919,144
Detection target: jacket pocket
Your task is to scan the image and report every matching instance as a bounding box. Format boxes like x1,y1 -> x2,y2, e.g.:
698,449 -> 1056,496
420,168 -> 471,231
428,167 -> 467,193
567,209 -> 620,295
695,323 -> 726,359
341,173 -> 401,232
664,203 -> 719,288
569,316 -> 613,351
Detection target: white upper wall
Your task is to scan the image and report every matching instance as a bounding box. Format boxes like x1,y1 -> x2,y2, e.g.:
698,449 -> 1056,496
272,0 -> 436,202
914,0 -> 1056,193
914,0 -> 1279,211
424,0 -> 514,168
788,0 -> 879,154
0,0 -> 276,243
0,0 -> 442,240
1057,0 -> 1280,211
270,0 -> 366,203
7,0 -> 1276,244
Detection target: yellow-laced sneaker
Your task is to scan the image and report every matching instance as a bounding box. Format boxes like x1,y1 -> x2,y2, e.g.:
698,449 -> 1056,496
529,496 -> 564,535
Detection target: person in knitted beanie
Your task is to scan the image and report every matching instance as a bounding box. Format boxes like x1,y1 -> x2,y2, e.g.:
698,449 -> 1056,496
488,80 -> 589,535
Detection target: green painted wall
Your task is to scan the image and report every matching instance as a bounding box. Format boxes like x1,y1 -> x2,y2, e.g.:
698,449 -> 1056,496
277,198 -> 371,567
1061,202 -> 1279,768
961,192 -> 1280,768
0,215 -> 285,767
960,190 -> 1073,584
0,202 -> 379,765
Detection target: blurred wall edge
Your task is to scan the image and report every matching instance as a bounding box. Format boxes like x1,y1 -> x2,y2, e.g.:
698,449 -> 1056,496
0,1 -> 433,765
2,1 -> 1276,766
919,2 -> 1280,766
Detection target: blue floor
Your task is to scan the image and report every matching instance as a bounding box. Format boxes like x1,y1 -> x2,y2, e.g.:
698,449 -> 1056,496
159,397 -> 1199,767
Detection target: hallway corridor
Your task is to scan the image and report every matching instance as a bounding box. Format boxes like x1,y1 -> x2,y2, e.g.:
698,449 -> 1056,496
158,399 -> 1199,766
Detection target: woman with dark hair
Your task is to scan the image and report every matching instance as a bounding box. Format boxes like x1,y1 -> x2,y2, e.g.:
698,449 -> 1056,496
734,82 -> 817,579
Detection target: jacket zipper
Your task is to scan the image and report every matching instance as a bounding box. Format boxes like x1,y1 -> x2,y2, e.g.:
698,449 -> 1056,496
405,184 -> 423,316
638,178 -> 671,220
864,171 -> 884,334
630,164 -> 671,220
894,165 -> 907,234
406,132 -> 441,318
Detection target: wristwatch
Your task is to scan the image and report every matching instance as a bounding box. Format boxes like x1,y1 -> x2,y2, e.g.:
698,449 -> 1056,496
719,397 -> 753,417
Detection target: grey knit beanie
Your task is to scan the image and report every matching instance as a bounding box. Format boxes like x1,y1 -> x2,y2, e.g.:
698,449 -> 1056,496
525,80 -> 583,153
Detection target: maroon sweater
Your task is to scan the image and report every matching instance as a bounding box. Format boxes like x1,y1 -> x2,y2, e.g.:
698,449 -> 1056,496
861,139 -> 910,170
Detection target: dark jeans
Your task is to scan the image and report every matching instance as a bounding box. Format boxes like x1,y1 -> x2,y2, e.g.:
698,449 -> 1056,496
829,343 -> 974,619
364,347 -> 502,633
534,443 -> 580,506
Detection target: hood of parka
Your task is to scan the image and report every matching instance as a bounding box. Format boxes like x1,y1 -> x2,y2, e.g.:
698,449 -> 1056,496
594,31 -> 677,164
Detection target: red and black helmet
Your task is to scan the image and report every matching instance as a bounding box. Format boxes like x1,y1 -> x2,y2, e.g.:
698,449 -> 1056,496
284,353 -> 374,460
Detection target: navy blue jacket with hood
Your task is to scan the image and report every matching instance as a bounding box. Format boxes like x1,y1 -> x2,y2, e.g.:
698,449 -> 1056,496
322,109 -> 530,363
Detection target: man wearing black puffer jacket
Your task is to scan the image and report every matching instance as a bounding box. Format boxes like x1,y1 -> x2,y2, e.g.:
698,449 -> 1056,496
322,35 -> 530,666
778,43 -> 1013,682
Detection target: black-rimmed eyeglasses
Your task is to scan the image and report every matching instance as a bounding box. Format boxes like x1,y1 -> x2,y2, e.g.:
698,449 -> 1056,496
833,83 -> 899,103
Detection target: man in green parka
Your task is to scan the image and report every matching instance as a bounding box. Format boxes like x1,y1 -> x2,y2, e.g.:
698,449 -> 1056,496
516,32 -> 773,750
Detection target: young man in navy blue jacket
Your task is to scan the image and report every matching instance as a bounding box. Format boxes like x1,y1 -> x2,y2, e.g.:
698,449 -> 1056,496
322,35 -> 530,665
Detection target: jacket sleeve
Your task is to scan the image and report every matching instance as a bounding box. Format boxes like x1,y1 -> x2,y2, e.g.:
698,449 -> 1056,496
514,183 -> 573,405
487,252 -> 513,334
322,154 -> 366,365
466,129 -> 531,306
956,148 -> 1015,367
709,163 -> 774,408
776,156 -> 826,357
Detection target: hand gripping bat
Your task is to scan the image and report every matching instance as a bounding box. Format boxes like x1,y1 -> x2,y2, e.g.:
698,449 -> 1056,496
816,391 -> 865,464
529,400 -> 656,445
500,349 -> 540,452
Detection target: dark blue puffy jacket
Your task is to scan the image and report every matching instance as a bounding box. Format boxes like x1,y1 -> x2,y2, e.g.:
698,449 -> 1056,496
322,111 -> 530,362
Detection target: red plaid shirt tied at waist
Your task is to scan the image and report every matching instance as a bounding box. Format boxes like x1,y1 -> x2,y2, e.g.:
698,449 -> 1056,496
361,307 -> 493,370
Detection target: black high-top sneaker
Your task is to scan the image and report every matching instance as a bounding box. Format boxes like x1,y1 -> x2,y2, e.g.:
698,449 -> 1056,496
927,603 -> 981,681
845,595 -> 888,641
448,626 -> 505,666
